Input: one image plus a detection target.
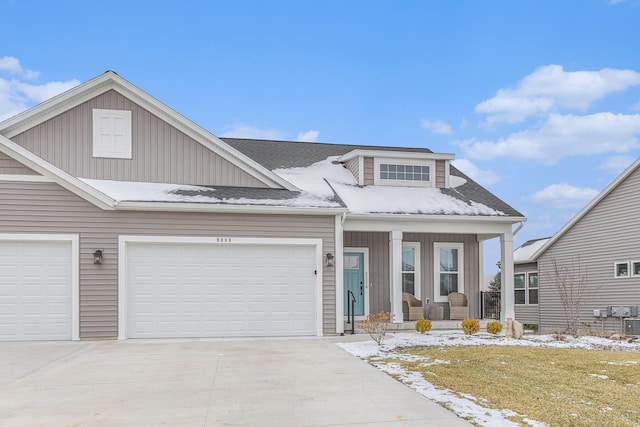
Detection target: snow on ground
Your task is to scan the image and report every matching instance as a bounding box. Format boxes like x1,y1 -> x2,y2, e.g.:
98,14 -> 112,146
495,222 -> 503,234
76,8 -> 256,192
337,331 -> 640,427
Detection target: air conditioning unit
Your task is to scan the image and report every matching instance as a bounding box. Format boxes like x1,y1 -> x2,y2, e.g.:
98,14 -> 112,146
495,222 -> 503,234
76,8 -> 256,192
625,319 -> 640,335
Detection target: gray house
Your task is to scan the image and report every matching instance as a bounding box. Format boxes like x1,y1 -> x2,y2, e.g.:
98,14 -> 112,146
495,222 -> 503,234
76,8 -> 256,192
517,158 -> 640,334
0,71 -> 524,341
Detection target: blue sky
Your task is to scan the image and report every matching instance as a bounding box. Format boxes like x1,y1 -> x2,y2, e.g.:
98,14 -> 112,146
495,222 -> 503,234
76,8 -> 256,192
2,0 -> 640,275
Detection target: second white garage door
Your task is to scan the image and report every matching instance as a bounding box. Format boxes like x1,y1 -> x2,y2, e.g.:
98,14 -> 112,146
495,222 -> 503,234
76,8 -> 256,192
125,241 -> 318,338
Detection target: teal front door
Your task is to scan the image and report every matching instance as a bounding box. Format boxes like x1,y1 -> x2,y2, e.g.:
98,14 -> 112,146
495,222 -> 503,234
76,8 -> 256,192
344,252 -> 365,316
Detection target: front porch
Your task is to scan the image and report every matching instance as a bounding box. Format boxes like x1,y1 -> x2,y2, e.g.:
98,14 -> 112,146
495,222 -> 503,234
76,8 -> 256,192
342,319 -> 497,334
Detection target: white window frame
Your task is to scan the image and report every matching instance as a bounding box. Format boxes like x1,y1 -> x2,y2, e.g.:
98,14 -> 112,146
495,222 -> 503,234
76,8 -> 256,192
631,261 -> 640,277
402,242 -> 421,299
93,108 -> 132,159
515,271 -> 538,306
614,261 -> 630,278
374,157 -> 435,187
433,242 -> 463,303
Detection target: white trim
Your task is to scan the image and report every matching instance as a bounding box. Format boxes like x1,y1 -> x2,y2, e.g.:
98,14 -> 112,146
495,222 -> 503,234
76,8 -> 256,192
514,271 -> 539,306
614,261 -> 630,278
0,233 -> 80,341
0,71 -> 298,191
344,215 -> 524,234
632,260 -> 640,277
402,242 -> 421,300
373,157 -> 436,187
338,149 -> 454,163
344,247 -> 370,320
433,242 -> 464,303
389,230 -> 403,323
335,215 -> 345,333
0,174 -> 52,182
117,235 -> 324,340
115,201 -> 346,215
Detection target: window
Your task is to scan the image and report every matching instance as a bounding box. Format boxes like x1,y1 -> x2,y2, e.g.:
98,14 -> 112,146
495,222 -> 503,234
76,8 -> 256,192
514,271 -> 538,305
93,109 -> 132,159
380,164 -> 430,182
434,242 -> 463,302
633,261 -> 640,277
615,261 -> 629,278
402,242 -> 420,298
374,158 -> 435,187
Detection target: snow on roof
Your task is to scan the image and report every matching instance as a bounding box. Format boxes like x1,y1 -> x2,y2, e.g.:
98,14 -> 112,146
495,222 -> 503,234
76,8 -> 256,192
79,178 -> 342,208
513,238 -> 551,263
274,156 -> 503,216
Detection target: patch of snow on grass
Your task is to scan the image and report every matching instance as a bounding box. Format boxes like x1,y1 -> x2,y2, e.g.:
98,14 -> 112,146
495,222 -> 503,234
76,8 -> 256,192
337,331 -> 640,427
589,374 -> 609,379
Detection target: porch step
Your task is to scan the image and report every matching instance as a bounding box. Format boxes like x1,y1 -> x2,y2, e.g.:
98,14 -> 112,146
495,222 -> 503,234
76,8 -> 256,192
343,319 -> 498,334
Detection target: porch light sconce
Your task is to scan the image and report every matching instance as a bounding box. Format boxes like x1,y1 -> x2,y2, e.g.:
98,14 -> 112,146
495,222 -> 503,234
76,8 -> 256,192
326,252 -> 334,267
496,261 -> 501,269
93,250 -> 104,265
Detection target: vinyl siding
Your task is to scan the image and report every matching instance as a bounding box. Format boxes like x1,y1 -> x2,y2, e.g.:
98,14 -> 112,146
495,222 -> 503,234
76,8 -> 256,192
11,90 -> 268,188
537,166 -> 640,334
363,157 -> 374,185
345,158 -> 359,184
344,231 -> 479,319
0,152 -> 38,175
435,160 -> 446,188
0,181 -> 336,338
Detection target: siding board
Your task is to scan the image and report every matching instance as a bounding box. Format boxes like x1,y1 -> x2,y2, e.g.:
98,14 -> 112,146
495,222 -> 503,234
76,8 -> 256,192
363,157 -> 374,185
12,90 -> 268,188
0,181 -> 336,338
0,152 -> 38,175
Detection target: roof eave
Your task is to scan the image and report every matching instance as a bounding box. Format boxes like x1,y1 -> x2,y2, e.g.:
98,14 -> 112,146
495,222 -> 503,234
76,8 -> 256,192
115,201 -> 347,215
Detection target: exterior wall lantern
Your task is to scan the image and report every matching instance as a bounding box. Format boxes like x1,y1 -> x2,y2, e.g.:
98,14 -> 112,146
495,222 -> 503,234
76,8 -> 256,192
326,252 -> 334,267
93,250 -> 104,265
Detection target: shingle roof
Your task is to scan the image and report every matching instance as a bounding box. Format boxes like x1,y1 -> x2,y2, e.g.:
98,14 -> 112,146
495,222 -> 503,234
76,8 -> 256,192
222,137 -> 524,218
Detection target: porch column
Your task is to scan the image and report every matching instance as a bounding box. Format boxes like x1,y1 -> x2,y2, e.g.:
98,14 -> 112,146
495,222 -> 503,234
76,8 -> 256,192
500,231 -> 515,321
389,230 -> 403,324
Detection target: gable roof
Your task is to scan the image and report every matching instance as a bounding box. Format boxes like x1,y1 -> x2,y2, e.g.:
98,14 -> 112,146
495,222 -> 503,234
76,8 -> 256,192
223,138 -> 524,218
0,71 -> 297,191
514,237 -> 551,264
530,157 -> 640,261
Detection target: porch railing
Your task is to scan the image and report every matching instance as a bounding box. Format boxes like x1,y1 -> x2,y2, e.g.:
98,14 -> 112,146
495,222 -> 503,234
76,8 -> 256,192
346,290 -> 356,335
481,291 -> 501,319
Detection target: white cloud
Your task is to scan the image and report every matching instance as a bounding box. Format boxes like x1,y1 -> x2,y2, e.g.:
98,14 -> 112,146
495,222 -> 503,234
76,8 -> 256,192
476,65 -> 640,123
451,159 -> 502,185
0,56 -> 39,79
420,119 -> 452,135
0,58 -> 79,121
296,130 -> 320,142
457,112 -> 640,164
219,123 -> 284,140
530,183 -> 599,209
599,154 -> 636,174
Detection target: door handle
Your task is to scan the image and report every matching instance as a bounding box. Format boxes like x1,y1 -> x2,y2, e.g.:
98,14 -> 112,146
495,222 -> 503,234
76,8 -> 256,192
360,281 -> 363,295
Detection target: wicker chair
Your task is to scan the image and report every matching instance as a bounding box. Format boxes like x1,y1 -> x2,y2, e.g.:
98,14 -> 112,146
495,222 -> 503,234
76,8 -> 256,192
402,292 -> 424,321
448,292 -> 469,320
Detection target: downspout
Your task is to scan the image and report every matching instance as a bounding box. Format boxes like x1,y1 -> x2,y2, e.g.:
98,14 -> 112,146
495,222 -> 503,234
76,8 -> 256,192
513,220 -> 525,236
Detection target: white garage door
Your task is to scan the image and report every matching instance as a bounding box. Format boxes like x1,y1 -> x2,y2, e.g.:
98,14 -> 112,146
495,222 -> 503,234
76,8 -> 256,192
126,242 -> 318,338
0,241 -> 73,341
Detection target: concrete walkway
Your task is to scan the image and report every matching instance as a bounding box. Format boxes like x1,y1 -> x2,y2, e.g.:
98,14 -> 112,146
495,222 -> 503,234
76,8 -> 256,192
0,336 -> 472,426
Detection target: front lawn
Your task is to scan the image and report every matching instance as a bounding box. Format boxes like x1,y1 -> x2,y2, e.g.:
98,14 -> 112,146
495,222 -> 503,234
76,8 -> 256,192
338,332 -> 640,427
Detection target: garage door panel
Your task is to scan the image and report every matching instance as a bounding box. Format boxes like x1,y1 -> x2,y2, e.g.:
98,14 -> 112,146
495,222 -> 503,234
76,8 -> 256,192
126,242 -> 316,338
0,241 -> 72,341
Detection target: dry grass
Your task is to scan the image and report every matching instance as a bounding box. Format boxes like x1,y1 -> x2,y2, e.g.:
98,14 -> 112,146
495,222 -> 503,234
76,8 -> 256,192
391,346 -> 640,426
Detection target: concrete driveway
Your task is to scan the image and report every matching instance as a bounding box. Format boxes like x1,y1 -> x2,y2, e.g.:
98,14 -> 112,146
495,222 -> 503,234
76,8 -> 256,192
0,336 -> 471,426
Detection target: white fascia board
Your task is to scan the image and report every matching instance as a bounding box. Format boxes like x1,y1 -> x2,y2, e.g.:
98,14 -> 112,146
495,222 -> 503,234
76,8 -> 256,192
338,149 -> 455,163
0,71 -> 298,192
0,135 -> 116,210
530,158 -> 640,261
115,201 -> 347,215
343,214 -> 525,234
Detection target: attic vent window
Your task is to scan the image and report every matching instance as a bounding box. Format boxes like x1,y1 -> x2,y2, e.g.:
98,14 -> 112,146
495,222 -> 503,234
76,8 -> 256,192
380,163 -> 430,182
93,109 -> 132,159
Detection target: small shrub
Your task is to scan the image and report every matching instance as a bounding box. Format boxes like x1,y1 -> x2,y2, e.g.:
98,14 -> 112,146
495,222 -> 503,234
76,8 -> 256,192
486,321 -> 503,335
358,311 -> 393,345
415,319 -> 432,334
461,318 -> 480,335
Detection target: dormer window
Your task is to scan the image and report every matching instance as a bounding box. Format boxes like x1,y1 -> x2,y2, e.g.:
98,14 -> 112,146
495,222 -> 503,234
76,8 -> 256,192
374,157 -> 435,187
380,163 -> 430,182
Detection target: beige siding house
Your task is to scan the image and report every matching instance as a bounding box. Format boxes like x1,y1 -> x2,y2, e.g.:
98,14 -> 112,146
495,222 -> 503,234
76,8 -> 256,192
521,160 -> 640,334
0,71 -> 525,341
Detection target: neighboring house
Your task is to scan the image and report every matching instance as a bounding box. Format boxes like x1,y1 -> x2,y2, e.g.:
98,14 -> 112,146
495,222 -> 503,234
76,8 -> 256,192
519,158 -> 640,334
0,71 -> 525,341
513,237 -> 549,326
